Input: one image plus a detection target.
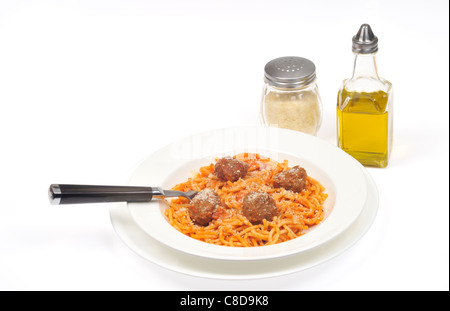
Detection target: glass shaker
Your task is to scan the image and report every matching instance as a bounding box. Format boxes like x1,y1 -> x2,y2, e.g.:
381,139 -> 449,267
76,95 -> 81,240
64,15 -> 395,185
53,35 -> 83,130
260,56 -> 323,136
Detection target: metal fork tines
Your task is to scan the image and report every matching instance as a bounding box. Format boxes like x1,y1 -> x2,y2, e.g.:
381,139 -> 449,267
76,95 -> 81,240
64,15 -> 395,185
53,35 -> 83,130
153,188 -> 198,201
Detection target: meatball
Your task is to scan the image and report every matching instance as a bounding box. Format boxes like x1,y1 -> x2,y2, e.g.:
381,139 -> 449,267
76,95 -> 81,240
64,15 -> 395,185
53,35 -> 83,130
242,191 -> 278,225
189,189 -> 221,226
273,166 -> 308,193
214,156 -> 249,182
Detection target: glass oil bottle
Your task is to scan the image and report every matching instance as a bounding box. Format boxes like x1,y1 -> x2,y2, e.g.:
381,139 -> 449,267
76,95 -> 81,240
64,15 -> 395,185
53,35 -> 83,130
337,24 -> 393,168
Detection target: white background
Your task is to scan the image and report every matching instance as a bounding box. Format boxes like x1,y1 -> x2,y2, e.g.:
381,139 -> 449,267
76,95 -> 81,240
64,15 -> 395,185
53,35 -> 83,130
0,0 -> 448,291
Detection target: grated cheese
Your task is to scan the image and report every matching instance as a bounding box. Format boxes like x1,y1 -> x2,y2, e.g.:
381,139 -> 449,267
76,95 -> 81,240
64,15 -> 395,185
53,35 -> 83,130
263,89 -> 322,135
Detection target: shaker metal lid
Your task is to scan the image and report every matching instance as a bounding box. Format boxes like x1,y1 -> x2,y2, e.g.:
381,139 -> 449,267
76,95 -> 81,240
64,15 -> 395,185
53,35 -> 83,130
352,24 -> 378,54
264,56 -> 316,88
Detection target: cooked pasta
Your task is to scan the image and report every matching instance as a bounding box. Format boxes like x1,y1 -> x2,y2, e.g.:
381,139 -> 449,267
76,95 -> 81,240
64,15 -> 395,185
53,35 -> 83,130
164,153 -> 327,247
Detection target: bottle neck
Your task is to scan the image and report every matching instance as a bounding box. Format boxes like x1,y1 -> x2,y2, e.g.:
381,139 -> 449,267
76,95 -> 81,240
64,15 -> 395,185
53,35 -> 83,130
351,53 -> 379,80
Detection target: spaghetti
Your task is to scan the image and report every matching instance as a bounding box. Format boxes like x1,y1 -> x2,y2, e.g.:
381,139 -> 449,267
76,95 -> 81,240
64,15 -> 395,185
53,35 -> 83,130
164,153 -> 328,247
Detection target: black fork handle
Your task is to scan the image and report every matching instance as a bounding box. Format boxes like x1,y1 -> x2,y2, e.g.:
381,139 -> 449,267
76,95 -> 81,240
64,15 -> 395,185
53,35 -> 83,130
48,184 -> 162,205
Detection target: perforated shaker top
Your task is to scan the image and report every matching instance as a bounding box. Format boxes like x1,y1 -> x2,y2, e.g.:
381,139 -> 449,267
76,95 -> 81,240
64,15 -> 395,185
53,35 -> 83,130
264,56 -> 316,88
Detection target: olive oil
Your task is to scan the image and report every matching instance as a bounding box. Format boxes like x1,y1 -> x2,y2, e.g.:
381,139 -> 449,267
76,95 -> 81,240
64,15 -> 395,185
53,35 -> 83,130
337,24 -> 393,168
337,89 -> 391,167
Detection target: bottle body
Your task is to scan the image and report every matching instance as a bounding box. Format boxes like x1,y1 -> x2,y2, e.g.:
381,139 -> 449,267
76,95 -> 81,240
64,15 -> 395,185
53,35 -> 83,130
337,53 -> 393,168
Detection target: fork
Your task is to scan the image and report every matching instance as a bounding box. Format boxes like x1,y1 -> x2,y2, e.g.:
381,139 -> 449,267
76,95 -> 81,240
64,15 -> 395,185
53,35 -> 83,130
48,184 -> 198,205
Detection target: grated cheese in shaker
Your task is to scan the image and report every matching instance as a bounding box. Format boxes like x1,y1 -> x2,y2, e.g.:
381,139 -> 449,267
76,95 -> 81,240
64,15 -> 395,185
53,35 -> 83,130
260,56 -> 322,135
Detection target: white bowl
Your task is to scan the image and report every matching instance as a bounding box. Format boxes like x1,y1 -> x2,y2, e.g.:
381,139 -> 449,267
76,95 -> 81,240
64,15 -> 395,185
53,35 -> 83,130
127,126 -> 368,261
